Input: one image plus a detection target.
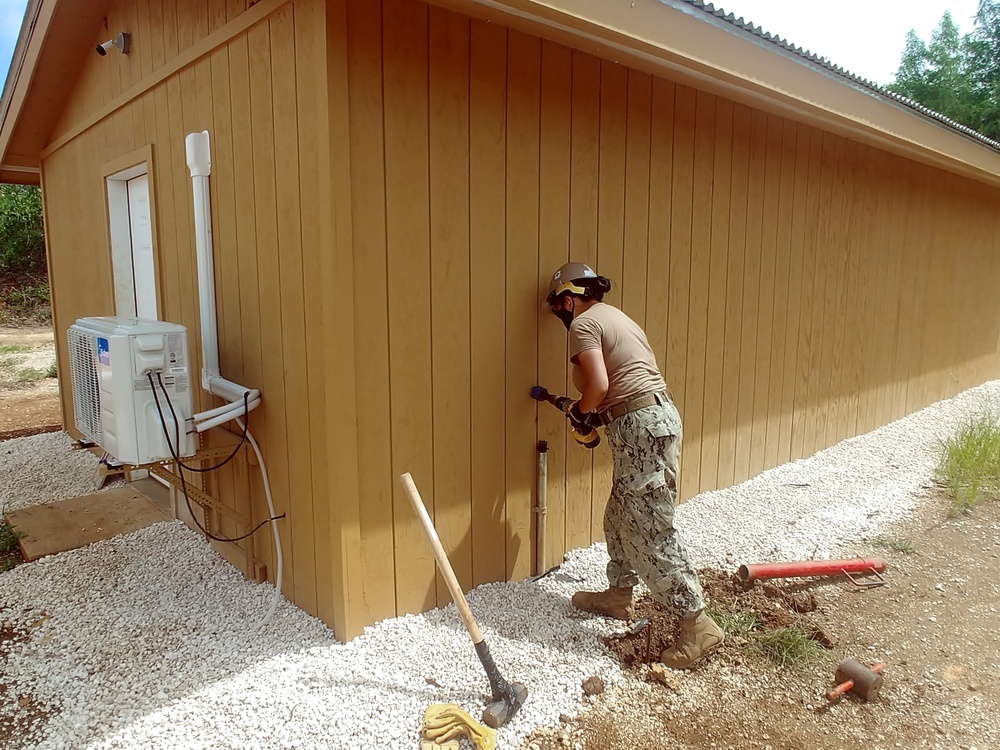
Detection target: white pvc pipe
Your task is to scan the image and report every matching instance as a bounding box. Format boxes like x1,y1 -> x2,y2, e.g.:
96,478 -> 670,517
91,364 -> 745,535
184,131 -> 278,631
239,416 -> 283,631
194,398 -> 261,432
186,130 -> 260,412
206,394 -> 261,419
194,389 -> 261,421
185,131 -> 221,394
208,375 -> 253,404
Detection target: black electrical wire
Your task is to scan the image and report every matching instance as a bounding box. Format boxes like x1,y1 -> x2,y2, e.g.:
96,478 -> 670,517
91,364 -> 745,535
147,371 -> 284,544
156,371 -> 248,472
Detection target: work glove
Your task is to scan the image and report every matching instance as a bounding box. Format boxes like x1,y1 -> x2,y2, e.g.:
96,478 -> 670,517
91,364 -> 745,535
566,401 -> 601,450
421,735 -> 459,750
568,401 -> 602,432
421,703 -> 498,750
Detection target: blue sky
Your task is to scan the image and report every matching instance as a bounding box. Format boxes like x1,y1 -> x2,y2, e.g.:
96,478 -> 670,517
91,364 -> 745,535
0,0 -> 25,91
0,0 -> 985,93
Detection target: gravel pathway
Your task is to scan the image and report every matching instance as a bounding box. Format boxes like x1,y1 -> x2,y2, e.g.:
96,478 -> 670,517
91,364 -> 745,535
2,382 -> 997,750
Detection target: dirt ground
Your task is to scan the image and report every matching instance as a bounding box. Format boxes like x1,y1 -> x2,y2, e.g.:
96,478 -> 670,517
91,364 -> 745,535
523,492 -> 1000,750
0,327 -> 61,441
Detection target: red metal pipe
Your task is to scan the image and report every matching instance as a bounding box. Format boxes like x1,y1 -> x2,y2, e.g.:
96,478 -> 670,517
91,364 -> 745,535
737,557 -> 888,583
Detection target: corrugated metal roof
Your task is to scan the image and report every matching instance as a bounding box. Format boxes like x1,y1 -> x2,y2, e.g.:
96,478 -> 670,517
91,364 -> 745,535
676,0 -> 1000,152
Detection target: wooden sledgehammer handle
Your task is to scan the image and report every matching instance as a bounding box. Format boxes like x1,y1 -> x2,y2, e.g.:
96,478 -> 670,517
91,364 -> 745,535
400,472 -> 484,644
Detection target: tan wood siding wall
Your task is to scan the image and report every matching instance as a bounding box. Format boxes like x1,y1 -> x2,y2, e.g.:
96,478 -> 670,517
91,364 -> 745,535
339,0 -> 1000,634
37,0 -> 1000,641
40,0 -> 336,624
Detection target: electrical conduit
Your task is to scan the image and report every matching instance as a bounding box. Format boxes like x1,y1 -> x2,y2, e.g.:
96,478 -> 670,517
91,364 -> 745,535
185,130 -> 282,629
535,441 -> 548,576
184,130 -> 261,420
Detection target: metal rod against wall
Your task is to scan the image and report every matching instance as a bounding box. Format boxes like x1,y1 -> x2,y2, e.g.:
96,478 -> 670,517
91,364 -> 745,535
534,440 -> 548,576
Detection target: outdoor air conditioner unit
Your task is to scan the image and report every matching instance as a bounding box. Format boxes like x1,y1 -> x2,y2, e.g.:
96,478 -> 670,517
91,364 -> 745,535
67,317 -> 196,466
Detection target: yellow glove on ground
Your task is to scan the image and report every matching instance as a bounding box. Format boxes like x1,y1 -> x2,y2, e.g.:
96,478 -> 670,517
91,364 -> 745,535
420,735 -> 459,750
421,703 -> 498,750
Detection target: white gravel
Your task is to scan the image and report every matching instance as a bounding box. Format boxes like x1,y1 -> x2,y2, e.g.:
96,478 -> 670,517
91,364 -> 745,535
2,380 -> 998,750
0,432 -> 123,511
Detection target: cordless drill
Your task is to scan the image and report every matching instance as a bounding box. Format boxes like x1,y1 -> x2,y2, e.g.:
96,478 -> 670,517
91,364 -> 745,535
530,385 -> 601,449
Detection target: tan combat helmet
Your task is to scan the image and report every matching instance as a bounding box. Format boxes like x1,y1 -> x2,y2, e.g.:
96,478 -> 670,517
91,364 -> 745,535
545,261 -> 601,308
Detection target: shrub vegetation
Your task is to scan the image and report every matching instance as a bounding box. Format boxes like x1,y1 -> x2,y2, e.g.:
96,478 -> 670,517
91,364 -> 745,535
936,408 -> 1000,516
0,184 -> 49,326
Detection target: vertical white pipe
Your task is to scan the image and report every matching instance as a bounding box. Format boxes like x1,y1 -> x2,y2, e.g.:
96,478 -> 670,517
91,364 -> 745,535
184,132 -> 280,628
185,131 -> 220,391
240,417 -> 283,631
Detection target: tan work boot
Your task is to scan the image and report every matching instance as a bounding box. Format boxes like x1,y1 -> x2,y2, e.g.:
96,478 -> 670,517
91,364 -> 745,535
660,610 -> 725,669
571,586 -> 634,620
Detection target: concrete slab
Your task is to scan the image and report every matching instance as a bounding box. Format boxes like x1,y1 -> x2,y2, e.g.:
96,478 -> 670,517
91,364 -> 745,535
4,487 -> 170,561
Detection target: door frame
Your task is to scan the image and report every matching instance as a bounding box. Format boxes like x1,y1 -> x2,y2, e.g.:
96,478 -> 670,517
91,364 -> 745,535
102,145 -> 163,319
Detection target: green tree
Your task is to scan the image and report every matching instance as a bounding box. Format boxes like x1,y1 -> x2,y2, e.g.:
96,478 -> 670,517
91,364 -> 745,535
888,29 -> 932,103
924,12 -> 973,122
889,5 -> 1000,140
0,184 -> 45,272
965,0 -> 1000,139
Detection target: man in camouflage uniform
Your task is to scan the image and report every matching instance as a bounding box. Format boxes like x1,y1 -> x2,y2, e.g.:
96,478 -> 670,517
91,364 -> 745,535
544,261 -> 724,669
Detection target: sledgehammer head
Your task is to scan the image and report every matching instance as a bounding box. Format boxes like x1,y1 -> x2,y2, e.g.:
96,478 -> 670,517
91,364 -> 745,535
482,681 -> 528,728
828,659 -> 886,702
475,640 -> 528,728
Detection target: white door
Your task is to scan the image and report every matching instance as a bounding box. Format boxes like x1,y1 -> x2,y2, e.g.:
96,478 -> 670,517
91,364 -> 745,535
108,166 -> 158,320
126,175 -> 157,319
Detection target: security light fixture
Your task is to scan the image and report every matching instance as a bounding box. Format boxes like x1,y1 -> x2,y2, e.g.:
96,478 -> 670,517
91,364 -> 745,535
96,32 -> 131,56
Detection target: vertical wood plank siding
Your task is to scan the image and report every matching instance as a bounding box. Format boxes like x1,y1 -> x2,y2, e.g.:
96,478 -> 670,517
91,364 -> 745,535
340,1 -> 1000,635
428,5 -> 473,608
467,19 -> 509,590
41,0 -> 331,618
565,50 -> 600,552
39,0 -> 1000,639
536,40 -> 572,571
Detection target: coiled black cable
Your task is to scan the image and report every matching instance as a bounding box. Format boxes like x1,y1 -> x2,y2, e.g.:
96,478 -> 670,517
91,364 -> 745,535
146,371 -> 283,543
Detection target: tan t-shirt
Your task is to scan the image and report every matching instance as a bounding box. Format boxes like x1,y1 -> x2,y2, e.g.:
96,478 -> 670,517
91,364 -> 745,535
569,302 -> 666,411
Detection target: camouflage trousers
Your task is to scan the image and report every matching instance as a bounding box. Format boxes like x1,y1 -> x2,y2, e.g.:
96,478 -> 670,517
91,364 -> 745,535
603,398 -> 705,619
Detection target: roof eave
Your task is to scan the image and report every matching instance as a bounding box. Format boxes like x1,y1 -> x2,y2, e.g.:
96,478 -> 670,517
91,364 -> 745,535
0,0 -> 48,186
1,0 -> 112,186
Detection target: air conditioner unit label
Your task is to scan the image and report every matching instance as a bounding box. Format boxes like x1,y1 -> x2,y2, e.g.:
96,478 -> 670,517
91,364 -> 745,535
98,337 -> 110,366
166,334 -> 186,368
136,374 -> 188,392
